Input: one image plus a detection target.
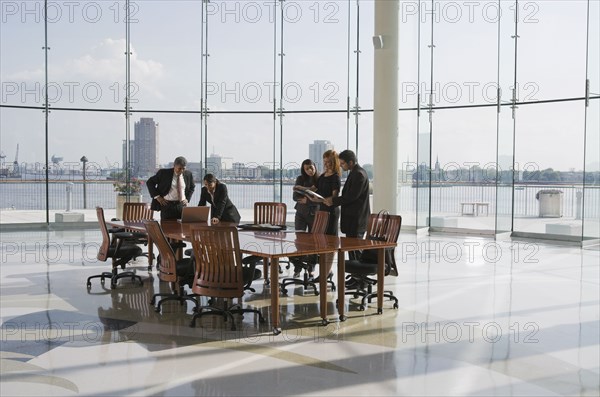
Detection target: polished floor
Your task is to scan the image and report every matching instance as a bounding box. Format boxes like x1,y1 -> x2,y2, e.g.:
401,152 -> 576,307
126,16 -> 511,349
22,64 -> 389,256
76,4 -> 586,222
0,229 -> 598,396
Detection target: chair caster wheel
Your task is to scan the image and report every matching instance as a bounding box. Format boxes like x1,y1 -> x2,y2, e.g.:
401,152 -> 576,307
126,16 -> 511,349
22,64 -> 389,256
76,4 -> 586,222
377,309 -> 383,314
273,327 -> 282,335
358,305 -> 364,311
393,303 -> 399,309
339,315 -> 347,322
320,319 -> 329,326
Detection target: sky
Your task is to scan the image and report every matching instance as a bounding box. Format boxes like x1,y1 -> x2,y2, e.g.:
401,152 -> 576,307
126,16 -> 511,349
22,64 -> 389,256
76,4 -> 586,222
0,0 -> 598,174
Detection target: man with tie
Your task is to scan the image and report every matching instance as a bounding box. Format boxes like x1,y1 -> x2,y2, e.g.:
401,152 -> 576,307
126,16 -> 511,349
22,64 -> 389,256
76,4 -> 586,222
147,156 -> 195,220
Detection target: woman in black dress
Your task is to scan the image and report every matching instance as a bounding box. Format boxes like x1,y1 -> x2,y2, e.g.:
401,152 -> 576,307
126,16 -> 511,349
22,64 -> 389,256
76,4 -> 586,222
314,150 -> 341,236
307,150 -> 341,282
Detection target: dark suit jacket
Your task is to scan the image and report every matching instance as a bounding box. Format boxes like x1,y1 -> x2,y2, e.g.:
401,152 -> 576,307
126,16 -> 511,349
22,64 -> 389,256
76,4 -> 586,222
146,168 -> 195,211
198,182 -> 241,224
331,164 -> 370,235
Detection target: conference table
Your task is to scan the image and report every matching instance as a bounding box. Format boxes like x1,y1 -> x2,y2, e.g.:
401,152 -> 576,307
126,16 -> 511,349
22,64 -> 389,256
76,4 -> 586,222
108,219 -> 397,335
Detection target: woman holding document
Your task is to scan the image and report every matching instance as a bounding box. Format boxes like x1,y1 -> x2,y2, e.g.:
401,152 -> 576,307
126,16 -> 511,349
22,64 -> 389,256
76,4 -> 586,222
304,150 -> 341,282
292,159 -> 320,232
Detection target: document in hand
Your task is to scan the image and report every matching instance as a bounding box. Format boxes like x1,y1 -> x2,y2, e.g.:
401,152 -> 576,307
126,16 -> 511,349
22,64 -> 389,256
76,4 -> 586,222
293,186 -> 324,200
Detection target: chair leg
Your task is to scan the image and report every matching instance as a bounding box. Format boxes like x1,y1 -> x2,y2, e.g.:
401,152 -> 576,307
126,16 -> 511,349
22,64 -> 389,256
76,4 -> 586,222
111,270 -> 143,289
361,291 -> 399,310
86,272 -> 114,288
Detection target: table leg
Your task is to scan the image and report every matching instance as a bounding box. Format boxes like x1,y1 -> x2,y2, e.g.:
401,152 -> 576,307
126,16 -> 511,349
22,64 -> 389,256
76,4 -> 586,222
270,257 -> 281,335
337,251 -> 346,321
319,252 -> 332,326
147,236 -> 154,271
377,248 -> 384,315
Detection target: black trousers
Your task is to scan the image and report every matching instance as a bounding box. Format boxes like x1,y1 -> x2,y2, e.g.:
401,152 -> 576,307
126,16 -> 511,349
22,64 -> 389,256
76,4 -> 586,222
160,201 -> 184,220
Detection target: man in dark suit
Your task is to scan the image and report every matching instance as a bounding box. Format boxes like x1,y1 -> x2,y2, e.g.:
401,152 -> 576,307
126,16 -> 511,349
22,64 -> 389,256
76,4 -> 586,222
146,156 -> 195,220
324,150 -> 370,257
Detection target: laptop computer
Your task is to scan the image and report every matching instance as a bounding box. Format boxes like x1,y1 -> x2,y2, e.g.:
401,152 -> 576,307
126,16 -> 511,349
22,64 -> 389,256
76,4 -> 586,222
180,206 -> 211,223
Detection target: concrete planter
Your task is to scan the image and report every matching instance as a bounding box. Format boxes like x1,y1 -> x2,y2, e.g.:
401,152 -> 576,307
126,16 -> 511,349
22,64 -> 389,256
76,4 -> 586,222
116,194 -> 143,219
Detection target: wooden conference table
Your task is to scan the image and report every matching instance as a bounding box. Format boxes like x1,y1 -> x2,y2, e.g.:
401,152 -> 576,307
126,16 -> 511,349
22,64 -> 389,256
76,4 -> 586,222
108,219 -> 397,334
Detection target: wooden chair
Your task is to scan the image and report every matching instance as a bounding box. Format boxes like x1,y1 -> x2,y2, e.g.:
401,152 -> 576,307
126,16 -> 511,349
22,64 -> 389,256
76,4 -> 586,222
280,210 -> 330,296
115,202 -> 154,270
253,201 -> 287,226
143,220 -> 198,313
87,207 -> 144,289
242,202 -> 288,291
189,225 -> 265,330
343,213 -> 402,311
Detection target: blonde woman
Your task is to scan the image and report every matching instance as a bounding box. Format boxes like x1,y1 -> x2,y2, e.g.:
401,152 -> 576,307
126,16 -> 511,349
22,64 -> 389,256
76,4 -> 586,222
308,149 -> 341,283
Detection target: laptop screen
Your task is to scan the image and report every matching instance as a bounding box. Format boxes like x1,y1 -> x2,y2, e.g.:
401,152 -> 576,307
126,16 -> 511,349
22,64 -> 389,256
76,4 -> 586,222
180,206 -> 211,223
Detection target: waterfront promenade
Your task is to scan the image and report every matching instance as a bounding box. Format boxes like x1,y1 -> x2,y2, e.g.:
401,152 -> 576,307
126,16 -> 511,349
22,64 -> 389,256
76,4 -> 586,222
1,208 -> 596,240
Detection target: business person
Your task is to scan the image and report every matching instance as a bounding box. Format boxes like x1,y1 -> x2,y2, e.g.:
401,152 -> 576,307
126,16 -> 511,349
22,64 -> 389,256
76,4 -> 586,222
147,156 -> 195,220
198,173 -> 241,225
307,149 -> 341,282
293,159 -> 320,232
323,149 -> 370,258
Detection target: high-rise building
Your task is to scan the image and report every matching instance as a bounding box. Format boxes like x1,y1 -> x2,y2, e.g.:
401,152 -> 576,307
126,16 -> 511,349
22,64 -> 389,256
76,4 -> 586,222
309,140 -> 334,171
134,118 -> 158,177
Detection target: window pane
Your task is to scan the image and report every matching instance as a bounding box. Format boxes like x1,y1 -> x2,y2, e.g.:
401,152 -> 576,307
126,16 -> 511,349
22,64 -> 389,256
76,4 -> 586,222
514,101 -> 585,236
131,1 -> 201,110
518,1 -> 588,100
430,107 -> 497,231
284,1 -> 349,111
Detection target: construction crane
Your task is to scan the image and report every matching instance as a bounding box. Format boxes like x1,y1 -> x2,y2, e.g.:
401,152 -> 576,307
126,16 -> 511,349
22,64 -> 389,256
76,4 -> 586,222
11,144 -> 20,177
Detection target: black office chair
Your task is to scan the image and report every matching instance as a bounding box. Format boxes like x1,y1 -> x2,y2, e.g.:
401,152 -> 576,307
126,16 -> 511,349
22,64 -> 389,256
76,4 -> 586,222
280,211 -> 332,296
343,213 -> 402,311
87,207 -> 144,289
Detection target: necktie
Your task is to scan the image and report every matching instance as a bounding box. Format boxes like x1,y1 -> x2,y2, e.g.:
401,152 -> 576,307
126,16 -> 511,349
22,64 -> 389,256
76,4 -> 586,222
177,174 -> 184,202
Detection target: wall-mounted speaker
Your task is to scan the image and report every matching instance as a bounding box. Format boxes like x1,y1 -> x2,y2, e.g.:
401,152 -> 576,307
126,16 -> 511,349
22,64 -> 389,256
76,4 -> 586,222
372,35 -> 384,50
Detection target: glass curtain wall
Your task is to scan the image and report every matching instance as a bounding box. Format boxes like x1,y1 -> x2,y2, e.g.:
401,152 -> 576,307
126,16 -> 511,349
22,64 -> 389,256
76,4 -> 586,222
1,0 -> 598,242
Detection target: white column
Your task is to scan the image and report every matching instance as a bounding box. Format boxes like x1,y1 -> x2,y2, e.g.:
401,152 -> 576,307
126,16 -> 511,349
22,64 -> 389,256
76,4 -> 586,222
372,0 -> 399,214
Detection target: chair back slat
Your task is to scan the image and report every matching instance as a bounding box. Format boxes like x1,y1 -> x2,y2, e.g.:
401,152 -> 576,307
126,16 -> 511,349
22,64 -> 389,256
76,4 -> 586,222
190,225 -> 244,298
143,220 -> 177,282
96,207 -> 111,262
365,213 -> 402,271
366,213 -> 402,243
123,202 -> 153,221
311,210 -> 329,234
253,202 -> 287,226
